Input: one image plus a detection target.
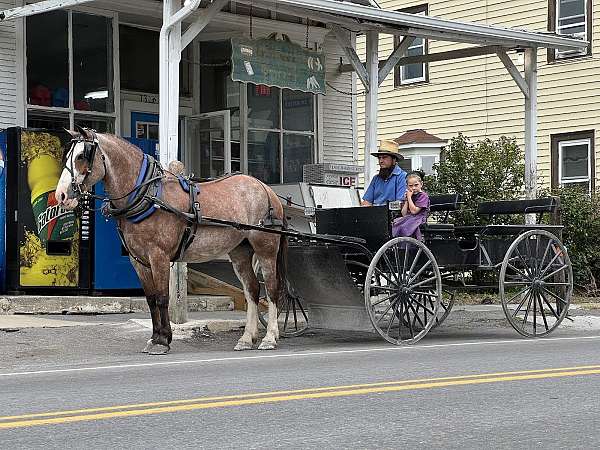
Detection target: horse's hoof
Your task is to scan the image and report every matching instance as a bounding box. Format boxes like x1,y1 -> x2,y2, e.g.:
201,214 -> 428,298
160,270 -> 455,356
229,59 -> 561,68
141,339 -> 155,353
148,344 -> 170,355
258,340 -> 277,351
234,341 -> 254,351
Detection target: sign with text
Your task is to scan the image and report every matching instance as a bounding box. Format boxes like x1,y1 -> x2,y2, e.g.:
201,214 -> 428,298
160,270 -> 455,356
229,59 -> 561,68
231,36 -> 326,95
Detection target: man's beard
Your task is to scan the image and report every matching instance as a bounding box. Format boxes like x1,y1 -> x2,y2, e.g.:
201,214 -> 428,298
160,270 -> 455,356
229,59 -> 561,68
378,166 -> 394,180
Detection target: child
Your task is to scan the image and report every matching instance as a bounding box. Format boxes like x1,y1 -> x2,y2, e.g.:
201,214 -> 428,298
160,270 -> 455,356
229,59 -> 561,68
392,172 -> 430,240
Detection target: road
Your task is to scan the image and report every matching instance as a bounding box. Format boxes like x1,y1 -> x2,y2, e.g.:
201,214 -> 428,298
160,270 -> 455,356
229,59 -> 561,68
1,309 -> 600,449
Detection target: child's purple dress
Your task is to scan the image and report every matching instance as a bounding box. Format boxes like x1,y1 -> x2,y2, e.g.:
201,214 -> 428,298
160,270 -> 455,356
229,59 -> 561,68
392,191 -> 430,240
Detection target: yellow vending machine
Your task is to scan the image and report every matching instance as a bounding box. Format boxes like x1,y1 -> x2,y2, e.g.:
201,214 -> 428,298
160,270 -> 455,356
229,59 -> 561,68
6,127 -> 91,292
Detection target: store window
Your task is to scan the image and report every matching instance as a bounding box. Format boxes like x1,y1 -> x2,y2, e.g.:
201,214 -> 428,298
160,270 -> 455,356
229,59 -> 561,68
551,130 -> 595,193
26,11 -> 116,129
119,25 -> 193,97
26,11 -> 69,108
394,5 -> 428,87
73,14 -> 114,113
247,84 -> 315,184
548,0 -> 591,61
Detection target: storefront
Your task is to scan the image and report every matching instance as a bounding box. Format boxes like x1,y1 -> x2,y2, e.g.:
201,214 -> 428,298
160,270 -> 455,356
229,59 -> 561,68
3,0 -> 357,185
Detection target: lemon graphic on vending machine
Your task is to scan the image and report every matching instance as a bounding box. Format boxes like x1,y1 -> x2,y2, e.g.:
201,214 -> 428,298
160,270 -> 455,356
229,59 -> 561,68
19,131 -> 79,287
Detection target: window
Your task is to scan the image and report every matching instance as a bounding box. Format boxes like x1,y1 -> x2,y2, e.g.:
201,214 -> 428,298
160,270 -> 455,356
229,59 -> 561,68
548,0 -> 591,61
26,11 -> 115,129
397,154 -> 439,175
394,5 -> 428,87
119,25 -> 193,97
247,84 -> 315,184
551,130 -> 595,193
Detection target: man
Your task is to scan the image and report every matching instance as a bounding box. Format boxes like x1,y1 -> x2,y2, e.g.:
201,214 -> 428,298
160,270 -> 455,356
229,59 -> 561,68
361,140 -> 407,206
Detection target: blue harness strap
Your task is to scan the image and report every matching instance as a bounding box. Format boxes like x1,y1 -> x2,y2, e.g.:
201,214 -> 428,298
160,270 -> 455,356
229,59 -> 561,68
127,154 -> 162,224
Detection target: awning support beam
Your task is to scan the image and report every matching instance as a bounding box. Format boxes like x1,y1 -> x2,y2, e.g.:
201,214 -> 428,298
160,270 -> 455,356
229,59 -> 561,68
497,50 -> 529,98
0,0 -> 95,21
331,25 -> 370,90
378,36 -> 415,86
340,44 -> 507,73
181,0 -> 229,48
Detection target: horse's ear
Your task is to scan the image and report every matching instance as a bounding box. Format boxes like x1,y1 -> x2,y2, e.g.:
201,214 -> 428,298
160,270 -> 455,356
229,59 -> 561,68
64,128 -> 79,139
74,125 -> 91,139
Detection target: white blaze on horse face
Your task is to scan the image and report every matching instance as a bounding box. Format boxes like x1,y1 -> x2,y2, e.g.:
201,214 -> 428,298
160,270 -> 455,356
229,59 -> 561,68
55,141 -> 85,209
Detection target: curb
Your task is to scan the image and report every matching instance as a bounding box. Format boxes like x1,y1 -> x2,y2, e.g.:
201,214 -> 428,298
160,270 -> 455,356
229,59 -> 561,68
0,295 -> 234,315
129,318 -> 246,338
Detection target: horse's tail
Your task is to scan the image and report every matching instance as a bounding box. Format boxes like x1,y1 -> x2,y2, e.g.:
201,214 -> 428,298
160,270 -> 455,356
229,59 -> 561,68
276,216 -> 289,308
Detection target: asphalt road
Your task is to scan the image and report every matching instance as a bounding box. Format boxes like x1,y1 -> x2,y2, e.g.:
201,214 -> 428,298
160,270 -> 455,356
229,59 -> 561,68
1,310 -> 600,449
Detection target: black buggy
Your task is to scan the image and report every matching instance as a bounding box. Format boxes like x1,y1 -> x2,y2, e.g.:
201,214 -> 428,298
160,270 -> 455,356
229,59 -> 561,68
258,196 -> 572,345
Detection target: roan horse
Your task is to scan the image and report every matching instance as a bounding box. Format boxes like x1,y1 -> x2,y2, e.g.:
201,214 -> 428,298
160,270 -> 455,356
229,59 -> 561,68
55,128 -> 287,354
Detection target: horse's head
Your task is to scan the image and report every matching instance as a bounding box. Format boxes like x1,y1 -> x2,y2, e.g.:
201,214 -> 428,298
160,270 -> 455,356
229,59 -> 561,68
55,127 -> 105,209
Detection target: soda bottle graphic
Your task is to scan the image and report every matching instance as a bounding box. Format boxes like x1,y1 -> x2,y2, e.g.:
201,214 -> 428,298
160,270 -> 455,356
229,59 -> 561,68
21,131 -> 77,244
19,131 -> 79,286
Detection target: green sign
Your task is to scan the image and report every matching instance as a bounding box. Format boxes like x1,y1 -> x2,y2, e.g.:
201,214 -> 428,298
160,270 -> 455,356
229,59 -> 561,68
231,36 -> 326,95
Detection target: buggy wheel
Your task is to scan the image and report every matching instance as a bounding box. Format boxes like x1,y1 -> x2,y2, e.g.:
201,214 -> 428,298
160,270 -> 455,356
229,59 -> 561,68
364,237 -> 442,345
254,257 -> 308,337
499,230 -> 573,337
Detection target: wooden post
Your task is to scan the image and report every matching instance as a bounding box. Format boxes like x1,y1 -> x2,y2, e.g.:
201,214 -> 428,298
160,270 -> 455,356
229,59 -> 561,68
365,31 -> 379,185
524,47 -> 538,224
160,0 -> 188,323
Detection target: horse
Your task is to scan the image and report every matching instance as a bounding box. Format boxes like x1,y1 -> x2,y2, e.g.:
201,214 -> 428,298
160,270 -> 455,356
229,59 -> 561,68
55,128 -> 288,354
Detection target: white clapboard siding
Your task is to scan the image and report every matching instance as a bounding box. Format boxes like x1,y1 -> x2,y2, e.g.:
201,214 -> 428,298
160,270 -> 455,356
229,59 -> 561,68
0,0 -> 17,129
321,31 -> 357,165
356,0 -> 600,188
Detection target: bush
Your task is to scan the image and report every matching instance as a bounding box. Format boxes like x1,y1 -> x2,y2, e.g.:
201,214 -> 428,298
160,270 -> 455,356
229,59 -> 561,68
554,186 -> 600,294
426,133 -> 524,226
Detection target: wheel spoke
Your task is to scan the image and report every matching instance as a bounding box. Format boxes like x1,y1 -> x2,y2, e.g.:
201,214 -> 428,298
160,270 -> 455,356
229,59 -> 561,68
504,286 -> 530,305
410,275 -> 438,289
538,239 -> 553,274
522,291 -> 535,327
515,245 -> 533,279
376,299 -> 396,324
543,282 -> 571,286
541,264 -> 569,281
538,249 -> 562,279
402,299 -> 415,339
407,260 -> 432,285
394,246 -> 403,283
382,253 -> 400,283
506,262 -> 530,281
409,294 -> 436,316
503,281 -> 531,286
371,293 -> 399,307
539,290 -> 560,320
510,289 -> 532,319
536,292 -> 549,332
386,300 -> 398,336
411,290 -> 438,298
533,287 -> 537,334
373,266 -> 398,287
406,248 -> 422,279
407,298 -> 426,329
541,286 -> 569,305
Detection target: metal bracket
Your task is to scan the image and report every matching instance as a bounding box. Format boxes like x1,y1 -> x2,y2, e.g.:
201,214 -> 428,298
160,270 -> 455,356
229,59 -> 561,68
378,36 -> 415,86
331,24 -> 370,90
0,0 -> 94,21
496,50 -> 530,98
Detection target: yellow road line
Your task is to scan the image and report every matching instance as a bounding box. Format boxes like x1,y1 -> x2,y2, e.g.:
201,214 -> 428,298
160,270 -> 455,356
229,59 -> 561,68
1,365 -> 599,430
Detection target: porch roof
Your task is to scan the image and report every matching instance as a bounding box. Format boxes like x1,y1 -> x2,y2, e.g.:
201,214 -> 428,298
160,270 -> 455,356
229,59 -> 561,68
241,0 -> 588,51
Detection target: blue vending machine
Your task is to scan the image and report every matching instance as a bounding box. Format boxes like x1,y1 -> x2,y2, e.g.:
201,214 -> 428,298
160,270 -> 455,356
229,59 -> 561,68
93,137 -> 158,290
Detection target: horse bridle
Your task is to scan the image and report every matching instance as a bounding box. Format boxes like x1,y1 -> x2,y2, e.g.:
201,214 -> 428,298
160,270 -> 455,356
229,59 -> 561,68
63,127 -> 105,197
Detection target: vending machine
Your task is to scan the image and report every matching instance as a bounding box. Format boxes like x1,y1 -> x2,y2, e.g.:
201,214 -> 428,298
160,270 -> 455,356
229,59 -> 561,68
92,137 -> 157,290
5,127 -> 92,293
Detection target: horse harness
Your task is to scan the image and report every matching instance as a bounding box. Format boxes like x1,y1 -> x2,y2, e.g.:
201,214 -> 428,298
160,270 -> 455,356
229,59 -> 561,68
66,130 -> 284,268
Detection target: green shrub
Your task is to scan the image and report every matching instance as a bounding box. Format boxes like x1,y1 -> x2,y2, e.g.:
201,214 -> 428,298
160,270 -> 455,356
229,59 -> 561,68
554,186 -> 600,293
425,133 -> 524,226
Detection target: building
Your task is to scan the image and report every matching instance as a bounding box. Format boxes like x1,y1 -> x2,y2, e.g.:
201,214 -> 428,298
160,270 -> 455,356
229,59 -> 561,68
357,0 -> 598,193
0,0 -> 359,182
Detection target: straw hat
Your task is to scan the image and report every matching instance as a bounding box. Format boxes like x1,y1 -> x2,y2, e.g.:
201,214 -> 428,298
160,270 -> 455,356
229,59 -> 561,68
370,139 -> 404,160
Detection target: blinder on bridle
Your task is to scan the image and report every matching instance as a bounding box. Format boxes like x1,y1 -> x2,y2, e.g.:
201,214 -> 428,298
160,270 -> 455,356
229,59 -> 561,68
63,125 -> 101,196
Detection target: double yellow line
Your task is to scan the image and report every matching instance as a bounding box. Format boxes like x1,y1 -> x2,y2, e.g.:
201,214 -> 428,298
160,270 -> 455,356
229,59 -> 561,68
2,364 -> 600,430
